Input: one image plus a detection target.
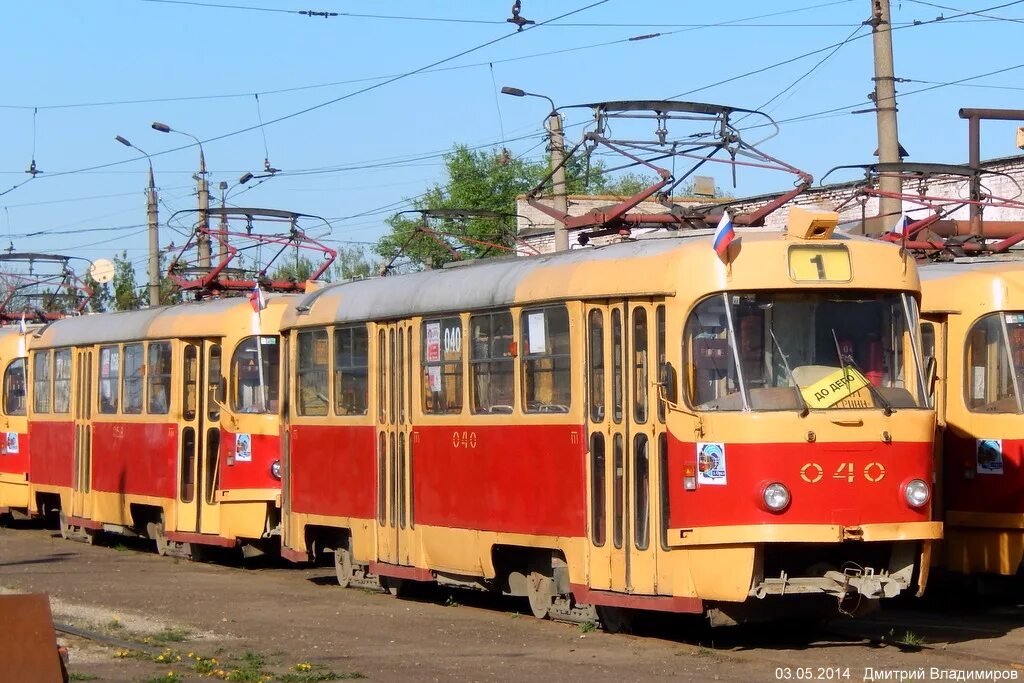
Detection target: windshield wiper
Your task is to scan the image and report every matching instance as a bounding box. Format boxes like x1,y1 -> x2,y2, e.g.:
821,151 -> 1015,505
831,329 -> 894,416
770,328 -> 809,417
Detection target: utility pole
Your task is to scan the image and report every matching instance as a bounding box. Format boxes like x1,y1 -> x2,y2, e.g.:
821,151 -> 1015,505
870,0 -> 903,232
548,112 -> 569,252
196,149 -> 211,268
146,165 -> 160,307
218,181 -> 230,262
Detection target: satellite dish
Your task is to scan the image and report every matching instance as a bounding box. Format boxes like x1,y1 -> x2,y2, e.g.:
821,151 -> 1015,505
89,258 -> 116,284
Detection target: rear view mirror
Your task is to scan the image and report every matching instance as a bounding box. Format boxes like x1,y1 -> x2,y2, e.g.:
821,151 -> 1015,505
659,361 -> 677,405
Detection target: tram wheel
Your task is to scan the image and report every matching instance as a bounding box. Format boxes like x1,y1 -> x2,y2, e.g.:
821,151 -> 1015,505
526,571 -> 554,619
334,548 -> 354,588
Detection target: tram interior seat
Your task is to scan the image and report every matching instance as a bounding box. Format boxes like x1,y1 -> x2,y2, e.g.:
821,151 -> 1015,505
972,396 -> 1020,413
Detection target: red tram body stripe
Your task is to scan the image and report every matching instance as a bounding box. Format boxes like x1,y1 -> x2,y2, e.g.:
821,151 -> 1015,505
412,424 -> 586,537
219,428 -> 282,491
944,435 -> 1024,514
91,422 -> 177,499
27,421 -> 74,488
290,424 -> 376,519
667,436 -> 933,528
0,432 -> 29,476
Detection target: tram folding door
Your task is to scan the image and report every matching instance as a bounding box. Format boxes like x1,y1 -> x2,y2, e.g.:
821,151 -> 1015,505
374,322 -> 415,568
71,348 -> 93,522
176,340 -> 223,536
585,301 -> 664,595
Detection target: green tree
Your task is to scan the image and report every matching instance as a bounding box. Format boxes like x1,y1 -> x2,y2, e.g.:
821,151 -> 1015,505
112,251 -> 142,311
81,271 -> 111,312
378,145 -> 617,271
329,245 -> 378,281
269,254 -> 316,284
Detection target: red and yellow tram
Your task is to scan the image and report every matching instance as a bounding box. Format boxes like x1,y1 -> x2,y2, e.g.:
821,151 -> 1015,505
27,295 -> 287,557
280,207 -> 941,626
0,327 -> 31,518
920,258 -> 1024,578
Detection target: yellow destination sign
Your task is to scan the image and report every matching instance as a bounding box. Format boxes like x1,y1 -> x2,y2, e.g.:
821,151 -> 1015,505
800,366 -> 871,409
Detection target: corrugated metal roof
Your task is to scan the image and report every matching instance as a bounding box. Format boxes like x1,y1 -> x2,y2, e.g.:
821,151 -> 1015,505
283,234 -> 699,328
34,295 -> 292,348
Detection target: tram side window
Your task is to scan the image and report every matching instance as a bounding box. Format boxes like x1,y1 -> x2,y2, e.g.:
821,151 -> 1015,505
965,312 -> 1024,413
148,342 -> 172,415
122,343 -> 144,414
32,352 -> 51,414
231,336 -> 281,414
422,317 -> 463,414
99,345 -> 120,414
521,306 -> 571,413
470,311 -> 514,414
334,325 -> 369,415
297,329 -> 329,417
3,358 -> 26,416
53,349 -> 72,414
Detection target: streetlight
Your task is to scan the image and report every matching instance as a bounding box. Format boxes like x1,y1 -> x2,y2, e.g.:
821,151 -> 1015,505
115,135 -> 161,307
501,86 -> 568,252
152,121 -> 211,268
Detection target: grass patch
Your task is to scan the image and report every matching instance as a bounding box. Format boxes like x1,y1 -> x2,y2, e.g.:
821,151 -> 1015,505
578,620 -> 597,634
278,672 -> 365,682
69,674 -> 99,681
106,617 -> 124,630
893,629 -> 925,648
142,673 -> 183,683
153,627 -> 191,643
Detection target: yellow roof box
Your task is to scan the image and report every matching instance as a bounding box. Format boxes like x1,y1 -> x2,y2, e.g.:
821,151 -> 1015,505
787,206 -> 839,240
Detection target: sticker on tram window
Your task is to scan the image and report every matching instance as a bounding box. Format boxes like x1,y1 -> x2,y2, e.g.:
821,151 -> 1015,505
4,432 -> 17,454
425,322 -> 441,363
426,365 -> 442,393
976,438 -> 1004,475
1006,314 -> 1024,324
800,366 -> 870,409
696,442 -> 727,486
235,433 -> 252,463
787,245 -> 852,282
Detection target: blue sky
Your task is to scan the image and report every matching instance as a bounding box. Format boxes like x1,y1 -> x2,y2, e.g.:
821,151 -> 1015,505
2,0 -> 1023,275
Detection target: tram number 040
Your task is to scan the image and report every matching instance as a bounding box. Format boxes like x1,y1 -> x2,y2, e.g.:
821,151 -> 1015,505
451,430 -> 477,449
799,461 -> 886,484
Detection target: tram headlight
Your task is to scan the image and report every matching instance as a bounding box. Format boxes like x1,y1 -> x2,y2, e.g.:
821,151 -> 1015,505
270,460 -> 282,480
761,482 -> 791,513
903,479 -> 930,508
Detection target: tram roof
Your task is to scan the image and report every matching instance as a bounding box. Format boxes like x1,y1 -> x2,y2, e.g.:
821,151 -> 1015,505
919,258 -> 1024,314
33,295 -> 293,348
283,229 -> 913,328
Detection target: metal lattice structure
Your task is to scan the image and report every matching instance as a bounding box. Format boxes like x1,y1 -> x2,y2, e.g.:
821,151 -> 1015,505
165,207 -> 337,296
0,252 -> 93,323
527,100 -> 812,243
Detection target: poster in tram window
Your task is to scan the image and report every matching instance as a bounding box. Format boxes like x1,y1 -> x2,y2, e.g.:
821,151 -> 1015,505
528,312 -> 547,355
425,322 -> 441,363
976,438 -> 1004,475
696,442 -> 727,485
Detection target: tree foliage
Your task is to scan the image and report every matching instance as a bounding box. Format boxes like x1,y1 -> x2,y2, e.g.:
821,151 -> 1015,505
378,145 -> 616,271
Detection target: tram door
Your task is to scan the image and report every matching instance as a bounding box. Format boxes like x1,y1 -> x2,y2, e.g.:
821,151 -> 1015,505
176,340 -> 223,535
374,322 -> 415,567
585,301 -> 665,595
71,348 -> 93,520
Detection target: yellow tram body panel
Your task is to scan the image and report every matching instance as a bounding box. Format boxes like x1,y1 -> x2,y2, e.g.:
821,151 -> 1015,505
0,326 -> 32,514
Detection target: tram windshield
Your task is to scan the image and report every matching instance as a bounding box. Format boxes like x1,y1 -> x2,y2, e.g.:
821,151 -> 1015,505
964,312 -> 1024,414
684,291 -> 927,412
231,335 -> 281,414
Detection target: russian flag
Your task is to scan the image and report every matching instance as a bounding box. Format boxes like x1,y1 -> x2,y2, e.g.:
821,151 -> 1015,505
712,211 -> 735,257
249,283 -> 267,313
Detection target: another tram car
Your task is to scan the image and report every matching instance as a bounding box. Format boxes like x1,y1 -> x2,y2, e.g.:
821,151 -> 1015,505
0,326 -> 31,519
920,258 -> 1024,579
280,207 -> 941,626
27,295 -> 288,557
